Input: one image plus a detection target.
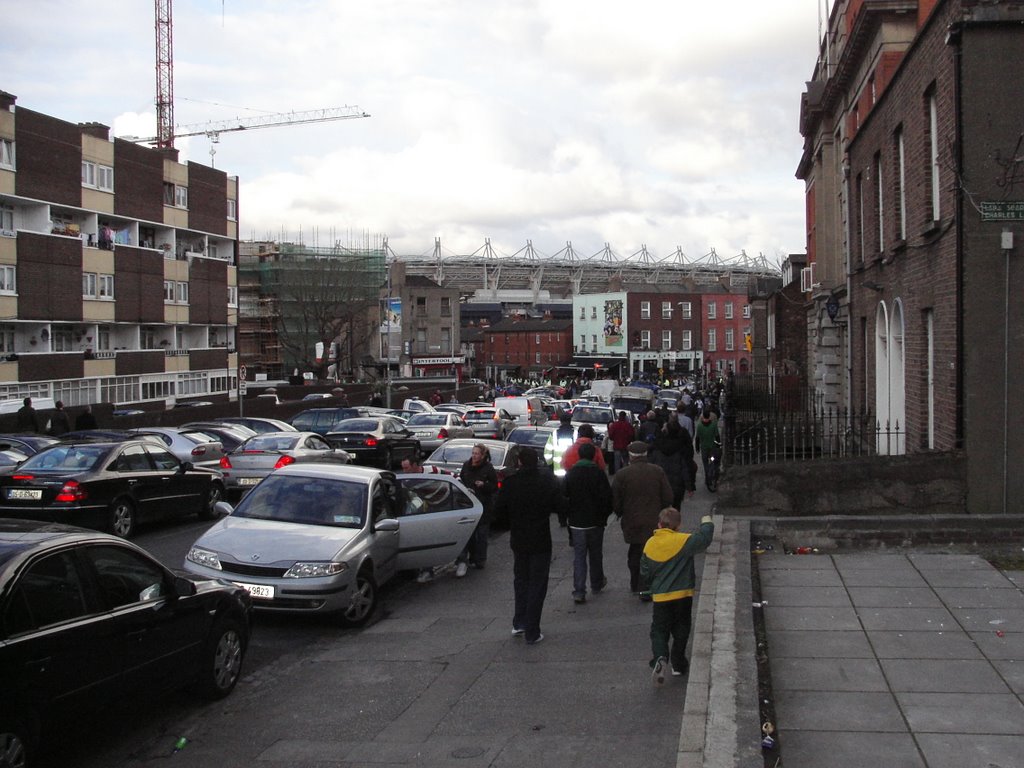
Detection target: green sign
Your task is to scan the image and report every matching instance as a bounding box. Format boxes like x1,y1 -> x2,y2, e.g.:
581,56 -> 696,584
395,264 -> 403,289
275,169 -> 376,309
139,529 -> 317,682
980,201 -> 1024,221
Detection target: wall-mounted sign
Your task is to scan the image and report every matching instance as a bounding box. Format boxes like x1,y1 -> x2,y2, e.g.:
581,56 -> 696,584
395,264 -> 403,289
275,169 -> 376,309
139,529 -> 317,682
412,356 -> 465,365
980,201 -> 1024,221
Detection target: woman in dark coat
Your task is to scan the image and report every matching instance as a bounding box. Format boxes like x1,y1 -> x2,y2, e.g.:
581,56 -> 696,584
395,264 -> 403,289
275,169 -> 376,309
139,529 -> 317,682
649,419 -> 695,509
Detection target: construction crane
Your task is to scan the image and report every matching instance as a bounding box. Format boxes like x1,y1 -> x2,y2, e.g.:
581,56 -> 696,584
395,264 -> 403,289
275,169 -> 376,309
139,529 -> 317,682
149,0 -> 368,160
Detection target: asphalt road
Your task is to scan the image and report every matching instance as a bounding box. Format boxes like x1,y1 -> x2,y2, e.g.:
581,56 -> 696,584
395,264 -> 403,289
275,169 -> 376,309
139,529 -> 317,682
38,507 -> 699,768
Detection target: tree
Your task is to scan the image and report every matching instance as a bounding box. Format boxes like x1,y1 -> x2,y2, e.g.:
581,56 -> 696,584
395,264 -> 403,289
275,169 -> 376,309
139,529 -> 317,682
271,250 -> 382,379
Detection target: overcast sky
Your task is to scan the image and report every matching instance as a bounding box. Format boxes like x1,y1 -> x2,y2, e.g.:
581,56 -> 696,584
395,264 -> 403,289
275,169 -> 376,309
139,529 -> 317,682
2,0 -> 824,265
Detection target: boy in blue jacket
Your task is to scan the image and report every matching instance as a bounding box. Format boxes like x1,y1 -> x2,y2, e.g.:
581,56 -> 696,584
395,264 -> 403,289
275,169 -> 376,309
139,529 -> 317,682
639,507 -> 715,685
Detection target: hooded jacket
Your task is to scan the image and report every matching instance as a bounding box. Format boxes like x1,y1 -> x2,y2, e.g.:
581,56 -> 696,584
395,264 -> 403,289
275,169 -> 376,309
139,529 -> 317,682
561,458 -> 612,529
639,517 -> 715,601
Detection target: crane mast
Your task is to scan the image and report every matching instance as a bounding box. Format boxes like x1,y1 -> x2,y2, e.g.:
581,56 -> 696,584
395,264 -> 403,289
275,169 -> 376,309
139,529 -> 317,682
155,0 -> 174,149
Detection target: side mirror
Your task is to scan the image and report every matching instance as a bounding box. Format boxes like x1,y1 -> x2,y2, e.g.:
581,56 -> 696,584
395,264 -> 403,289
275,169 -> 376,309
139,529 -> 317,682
214,500 -> 234,517
173,575 -> 197,597
179,461 -> 194,473
375,518 -> 399,533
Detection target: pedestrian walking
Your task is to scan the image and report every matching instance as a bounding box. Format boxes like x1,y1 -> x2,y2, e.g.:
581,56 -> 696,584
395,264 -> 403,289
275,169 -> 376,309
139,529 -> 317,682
74,404 -> 98,430
560,423 -> 607,474
641,507 -> 714,685
458,443 -> 498,573
612,441 -> 673,598
649,419 -> 695,509
48,400 -> 70,436
15,397 -> 38,433
494,447 -> 566,645
694,407 -> 720,479
560,441 -> 612,604
606,410 -> 635,474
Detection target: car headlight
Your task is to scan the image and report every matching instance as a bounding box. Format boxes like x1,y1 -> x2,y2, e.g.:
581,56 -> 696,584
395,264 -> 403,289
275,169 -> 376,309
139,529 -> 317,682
186,546 -> 222,571
284,561 -> 349,579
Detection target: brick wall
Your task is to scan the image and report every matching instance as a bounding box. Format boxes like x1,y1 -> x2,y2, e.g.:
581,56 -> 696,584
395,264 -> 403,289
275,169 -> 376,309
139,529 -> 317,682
113,138 -> 164,223
187,161 -> 227,236
16,232 -> 82,321
14,108 -> 80,207
114,246 -> 165,323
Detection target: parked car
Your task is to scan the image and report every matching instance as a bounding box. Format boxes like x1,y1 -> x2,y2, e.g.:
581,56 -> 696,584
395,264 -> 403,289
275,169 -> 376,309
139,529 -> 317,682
218,431 -> 351,498
0,439 -> 225,538
402,398 -> 436,414
184,464 -> 482,626
403,412 -> 474,454
462,407 -> 516,440
0,519 -> 251,766
128,426 -> 228,468
0,434 -> 60,458
173,400 -> 215,409
504,425 -> 558,468
434,403 -> 471,415
179,423 -> 257,453
570,403 -> 616,462
493,396 -> 547,426
301,392 -> 333,401
422,438 -> 512,479
290,407 -> 364,435
324,417 -> 420,469
218,417 -> 298,434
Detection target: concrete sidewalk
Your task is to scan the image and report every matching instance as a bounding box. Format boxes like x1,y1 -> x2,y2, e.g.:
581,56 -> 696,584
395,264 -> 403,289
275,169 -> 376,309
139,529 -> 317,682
685,514 -> 1024,767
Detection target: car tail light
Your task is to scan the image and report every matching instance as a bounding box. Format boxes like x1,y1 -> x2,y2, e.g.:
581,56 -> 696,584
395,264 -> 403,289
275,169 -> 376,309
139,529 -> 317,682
191,446 -> 208,457
219,456 -> 233,469
496,470 -> 505,489
12,474 -> 33,481
438,428 -> 449,439
274,455 -> 296,469
55,480 -> 87,503
364,437 -> 378,447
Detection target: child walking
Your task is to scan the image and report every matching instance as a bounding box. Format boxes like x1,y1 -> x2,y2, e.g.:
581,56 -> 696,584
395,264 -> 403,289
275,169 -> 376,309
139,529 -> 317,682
639,507 -> 715,685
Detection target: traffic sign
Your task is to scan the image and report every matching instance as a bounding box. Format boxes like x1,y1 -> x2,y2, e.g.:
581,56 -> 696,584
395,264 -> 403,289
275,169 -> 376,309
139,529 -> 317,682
238,363 -> 247,381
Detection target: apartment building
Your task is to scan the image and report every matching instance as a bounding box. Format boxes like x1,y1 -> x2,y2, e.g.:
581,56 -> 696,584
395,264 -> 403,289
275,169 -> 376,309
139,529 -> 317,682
797,0 -> 1024,512
0,92 -> 238,408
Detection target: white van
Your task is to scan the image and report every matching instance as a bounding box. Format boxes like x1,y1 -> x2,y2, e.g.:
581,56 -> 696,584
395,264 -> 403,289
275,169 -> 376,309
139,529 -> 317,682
493,396 -> 547,426
0,397 -> 56,415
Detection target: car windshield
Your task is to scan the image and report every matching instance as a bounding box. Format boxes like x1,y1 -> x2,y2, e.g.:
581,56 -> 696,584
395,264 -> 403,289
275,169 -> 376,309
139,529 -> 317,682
407,414 -> 447,426
507,429 -> 553,448
464,411 -> 496,422
242,435 -> 301,452
231,474 -> 368,528
573,407 -> 613,424
18,444 -> 107,472
330,419 -> 379,432
433,444 -> 507,467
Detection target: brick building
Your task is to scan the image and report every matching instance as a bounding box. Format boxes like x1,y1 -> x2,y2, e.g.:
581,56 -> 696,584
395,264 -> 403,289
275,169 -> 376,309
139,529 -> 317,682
623,290 -> 705,378
798,0 -> 1024,512
697,289 -> 753,377
0,92 -> 238,408
480,316 -> 573,380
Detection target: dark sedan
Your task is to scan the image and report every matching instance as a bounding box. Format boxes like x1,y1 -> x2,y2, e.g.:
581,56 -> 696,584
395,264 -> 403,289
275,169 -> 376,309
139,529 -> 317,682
0,520 -> 251,767
324,417 -> 420,469
0,440 -> 225,538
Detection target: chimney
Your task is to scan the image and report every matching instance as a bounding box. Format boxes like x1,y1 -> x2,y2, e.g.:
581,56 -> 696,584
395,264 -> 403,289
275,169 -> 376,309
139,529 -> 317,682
78,122 -> 110,141
0,91 -> 16,111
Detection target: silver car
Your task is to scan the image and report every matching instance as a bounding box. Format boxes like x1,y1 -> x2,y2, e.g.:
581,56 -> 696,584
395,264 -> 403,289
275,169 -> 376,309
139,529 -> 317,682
404,412 -> 474,454
218,431 -> 352,497
184,464 -> 482,626
462,407 -> 516,440
129,427 -> 228,468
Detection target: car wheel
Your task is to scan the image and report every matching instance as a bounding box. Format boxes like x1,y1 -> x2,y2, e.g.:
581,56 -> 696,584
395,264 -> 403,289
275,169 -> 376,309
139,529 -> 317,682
108,498 -> 136,538
198,482 -> 224,520
338,567 -> 377,628
0,719 -> 31,768
192,616 -> 246,700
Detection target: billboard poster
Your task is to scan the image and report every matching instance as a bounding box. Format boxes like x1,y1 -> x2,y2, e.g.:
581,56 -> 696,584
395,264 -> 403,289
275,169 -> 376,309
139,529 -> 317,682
603,299 -> 623,347
380,297 -> 402,332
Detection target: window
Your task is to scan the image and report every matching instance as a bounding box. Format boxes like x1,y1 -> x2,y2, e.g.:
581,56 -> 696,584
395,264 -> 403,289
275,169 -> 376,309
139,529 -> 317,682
83,545 -> 166,609
535,334 -> 541,344
929,92 -> 940,221
580,334 -> 586,349
98,274 -> 114,299
640,330 -> 650,348
681,301 -> 692,319
227,199 -> 237,220
535,352 -> 541,364
4,552 -> 88,635
591,307 -> 597,319
743,305 -> 751,319
175,282 -> 188,303
441,297 -> 451,317
0,139 -> 14,170
591,334 -> 597,349
707,328 -> 717,351
661,301 -> 672,319
415,297 -> 426,316
97,326 -> 111,352
896,126 -> 906,241
81,161 -> 95,187
579,306 -> 586,320
175,185 -> 188,208
724,302 -> 734,320
856,172 -> 865,263
0,265 -> 16,294
875,152 -> 884,252
707,302 -> 716,320
640,301 -> 650,319
0,203 -> 13,234
163,183 -> 174,205
164,280 -> 175,302
661,330 -> 672,350
441,327 -> 451,354
141,327 -> 157,350
725,328 -> 735,351
416,328 -> 426,354
227,286 -> 238,307
52,328 -> 74,352
97,165 -> 113,191
207,242 -> 218,259
0,324 -> 13,354
83,272 -> 97,298
682,330 -> 692,350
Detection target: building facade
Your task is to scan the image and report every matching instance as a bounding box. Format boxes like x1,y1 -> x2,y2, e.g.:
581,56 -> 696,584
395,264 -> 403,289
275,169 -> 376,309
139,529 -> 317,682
0,92 -> 238,408
480,316 -> 573,380
381,263 -> 463,379
798,0 -> 1024,512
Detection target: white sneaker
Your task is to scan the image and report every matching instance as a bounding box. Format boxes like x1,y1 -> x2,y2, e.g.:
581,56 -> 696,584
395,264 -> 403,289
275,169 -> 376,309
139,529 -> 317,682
455,562 -> 468,578
416,570 -> 433,583
652,657 -> 666,686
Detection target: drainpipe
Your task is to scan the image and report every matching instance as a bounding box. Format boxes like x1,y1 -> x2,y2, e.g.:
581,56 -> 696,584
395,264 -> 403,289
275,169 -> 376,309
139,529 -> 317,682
950,23 -> 965,453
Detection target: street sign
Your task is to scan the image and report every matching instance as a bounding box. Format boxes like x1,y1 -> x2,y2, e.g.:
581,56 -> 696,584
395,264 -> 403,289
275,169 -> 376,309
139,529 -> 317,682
239,363 -> 247,381
980,201 -> 1024,221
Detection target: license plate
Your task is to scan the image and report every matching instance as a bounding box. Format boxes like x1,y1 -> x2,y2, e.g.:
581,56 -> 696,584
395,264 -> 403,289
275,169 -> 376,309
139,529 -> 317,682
6,488 -> 42,500
237,477 -> 261,486
233,582 -> 275,599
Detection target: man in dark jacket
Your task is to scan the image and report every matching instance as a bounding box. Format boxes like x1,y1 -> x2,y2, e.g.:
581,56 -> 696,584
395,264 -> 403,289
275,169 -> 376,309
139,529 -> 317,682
560,441 -> 612,604
15,397 -> 37,433
494,447 -> 566,645
458,443 -> 498,573
649,419 -> 695,509
612,441 -> 673,598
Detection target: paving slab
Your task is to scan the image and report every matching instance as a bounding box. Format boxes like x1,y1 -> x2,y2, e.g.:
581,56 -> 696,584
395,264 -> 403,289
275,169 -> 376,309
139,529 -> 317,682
857,606 -> 958,631
932,586 -> 1024,609
756,553 -> 831,569
759,585 -> 851,607
895,692 -> 1024,734
908,553 -> 992,570
763,604 -> 862,632
879,658 -> 1013,693
915,733 -> 1024,768
769,656 -> 887,691
948,607 -> 1024,633
779,731 -> 926,768
773,690 -> 907,732
867,629 -> 984,660
838,568 -> 930,587
847,586 -> 944,609
918,568 -> 1019,588
831,553 -> 922,571
759,567 -> 844,587
990,658 -> 1024,694
768,629 -> 873,659
968,630 -> 1024,659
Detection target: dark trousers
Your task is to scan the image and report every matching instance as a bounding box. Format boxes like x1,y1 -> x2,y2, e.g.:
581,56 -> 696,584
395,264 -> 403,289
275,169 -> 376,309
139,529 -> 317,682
512,549 -> 551,642
469,520 -> 490,564
570,527 -> 605,597
627,541 -> 646,593
650,596 -> 693,670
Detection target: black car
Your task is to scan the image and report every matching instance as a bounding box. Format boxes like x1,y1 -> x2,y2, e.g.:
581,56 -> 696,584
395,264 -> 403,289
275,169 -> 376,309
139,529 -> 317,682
0,440 -> 225,538
0,519 -> 251,766
324,417 -> 421,469
290,407 -> 365,436
0,435 -> 59,458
